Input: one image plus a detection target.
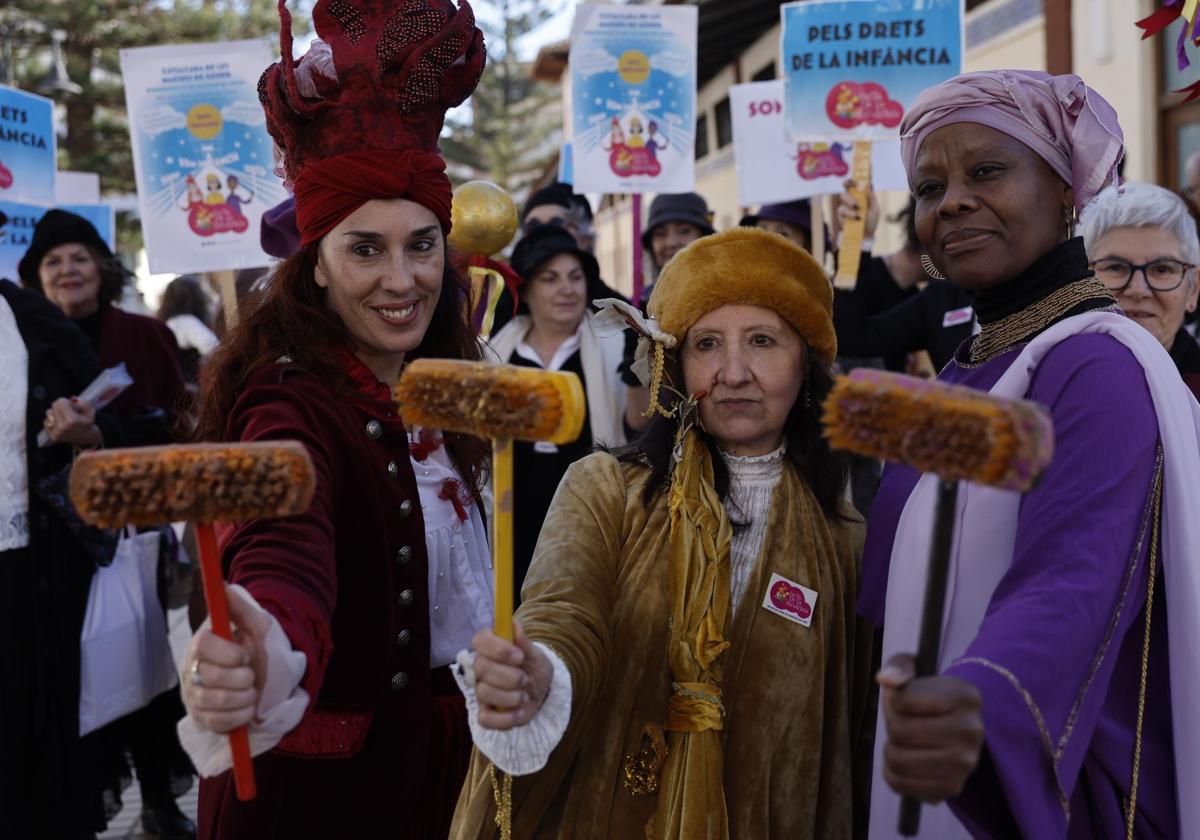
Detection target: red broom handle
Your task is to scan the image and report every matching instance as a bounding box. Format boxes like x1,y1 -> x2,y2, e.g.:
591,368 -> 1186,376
195,522 -> 257,800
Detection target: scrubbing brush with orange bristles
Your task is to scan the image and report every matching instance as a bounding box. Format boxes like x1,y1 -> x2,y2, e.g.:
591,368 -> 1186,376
395,359 -> 586,838
70,441 -> 317,802
394,359 -> 585,641
822,369 -> 1055,836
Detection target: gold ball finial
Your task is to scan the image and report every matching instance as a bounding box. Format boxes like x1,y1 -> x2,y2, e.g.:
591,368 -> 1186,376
448,180 -> 519,257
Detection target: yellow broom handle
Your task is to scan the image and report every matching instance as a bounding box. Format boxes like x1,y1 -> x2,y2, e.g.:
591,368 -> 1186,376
493,437 -> 514,641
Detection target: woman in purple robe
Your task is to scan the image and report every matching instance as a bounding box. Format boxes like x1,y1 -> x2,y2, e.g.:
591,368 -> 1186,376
862,70 -> 1199,839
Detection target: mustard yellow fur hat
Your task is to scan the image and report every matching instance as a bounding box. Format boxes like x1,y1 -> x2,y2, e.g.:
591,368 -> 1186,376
647,226 -> 836,362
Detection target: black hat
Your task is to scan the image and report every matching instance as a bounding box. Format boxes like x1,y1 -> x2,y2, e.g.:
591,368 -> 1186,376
738,199 -> 831,250
641,192 -> 714,250
509,225 -> 603,312
18,209 -> 120,289
523,182 -> 593,223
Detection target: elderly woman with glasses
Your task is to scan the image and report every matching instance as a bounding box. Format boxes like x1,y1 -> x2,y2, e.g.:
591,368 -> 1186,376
1079,182 -> 1200,400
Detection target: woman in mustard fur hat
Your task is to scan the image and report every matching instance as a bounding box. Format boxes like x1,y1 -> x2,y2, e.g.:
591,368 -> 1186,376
450,227 -> 874,839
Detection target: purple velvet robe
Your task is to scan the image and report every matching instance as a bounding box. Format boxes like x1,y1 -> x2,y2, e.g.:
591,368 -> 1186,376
860,333 -> 1178,838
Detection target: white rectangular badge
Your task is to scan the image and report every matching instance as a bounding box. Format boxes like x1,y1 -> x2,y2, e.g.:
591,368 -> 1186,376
762,572 -> 818,628
942,306 -> 973,328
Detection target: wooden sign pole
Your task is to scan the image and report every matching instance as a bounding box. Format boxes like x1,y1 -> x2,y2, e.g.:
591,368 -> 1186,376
834,140 -> 873,290
215,270 -> 238,330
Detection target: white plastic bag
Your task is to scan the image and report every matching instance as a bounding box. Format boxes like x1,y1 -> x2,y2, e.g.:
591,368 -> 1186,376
79,527 -> 179,736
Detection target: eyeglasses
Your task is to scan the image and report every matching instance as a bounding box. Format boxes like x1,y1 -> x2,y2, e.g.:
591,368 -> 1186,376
1089,258 -> 1195,293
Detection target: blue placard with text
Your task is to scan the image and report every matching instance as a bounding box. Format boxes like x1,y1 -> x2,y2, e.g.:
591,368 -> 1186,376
0,86 -> 57,207
781,0 -> 963,142
0,202 -> 115,285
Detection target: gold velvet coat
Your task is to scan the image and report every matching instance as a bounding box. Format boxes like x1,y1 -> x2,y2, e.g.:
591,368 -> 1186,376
451,452 -> 876,839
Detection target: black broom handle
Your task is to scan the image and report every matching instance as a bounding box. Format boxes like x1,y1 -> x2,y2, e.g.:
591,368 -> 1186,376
898,479 -> 959,836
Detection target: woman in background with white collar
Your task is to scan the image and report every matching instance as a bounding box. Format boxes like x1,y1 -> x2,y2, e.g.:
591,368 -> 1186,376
487,225 -> 626,598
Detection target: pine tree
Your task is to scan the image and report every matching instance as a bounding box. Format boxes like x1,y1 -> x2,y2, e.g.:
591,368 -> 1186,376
2,0 -> 296,250
442,0 -> 564,201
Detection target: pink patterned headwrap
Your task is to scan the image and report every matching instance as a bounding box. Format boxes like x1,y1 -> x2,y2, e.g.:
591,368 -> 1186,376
899,70 -> 1124,213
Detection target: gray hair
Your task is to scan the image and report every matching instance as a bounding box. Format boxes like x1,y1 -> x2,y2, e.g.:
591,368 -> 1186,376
1079,181 -> 1200,266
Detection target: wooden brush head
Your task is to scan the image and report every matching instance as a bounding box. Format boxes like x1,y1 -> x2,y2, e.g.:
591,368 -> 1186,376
822,369 -> 1055,491
395,359 -> 586,444
70,441 -> 316,528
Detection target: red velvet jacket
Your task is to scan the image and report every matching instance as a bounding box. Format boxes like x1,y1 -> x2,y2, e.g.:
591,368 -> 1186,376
201,360 -> 442,834
96,304 -> 187,421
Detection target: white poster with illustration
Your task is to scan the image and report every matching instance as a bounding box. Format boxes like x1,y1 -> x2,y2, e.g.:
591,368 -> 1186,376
730,81 -> 907,205
569,4 -> 697,194
120,40 -> 286,273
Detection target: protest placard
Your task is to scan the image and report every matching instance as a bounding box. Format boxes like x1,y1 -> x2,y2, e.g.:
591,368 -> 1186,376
731,80 -> 907,206
57,171 -> 102,204
780,0 -> 963,143
570,4 -> 698,194
0,201 -> 115,285
0,85 -> 56,207
121,40 -> 286,273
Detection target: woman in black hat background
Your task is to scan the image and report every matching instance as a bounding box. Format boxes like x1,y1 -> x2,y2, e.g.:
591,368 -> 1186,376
487,225 -> 627,598
19,210 -> 188,442
18,209 -> 197,839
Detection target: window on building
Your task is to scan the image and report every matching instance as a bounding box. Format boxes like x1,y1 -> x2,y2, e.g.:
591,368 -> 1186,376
1160,17 -> 1200,188
966,0 -> 993,9
715,98 -> 733,149
696,113 -> 709,160
752,62 -> 776,82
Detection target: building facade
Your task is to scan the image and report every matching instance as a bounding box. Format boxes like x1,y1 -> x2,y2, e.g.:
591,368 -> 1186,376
542,0 -> 1190,296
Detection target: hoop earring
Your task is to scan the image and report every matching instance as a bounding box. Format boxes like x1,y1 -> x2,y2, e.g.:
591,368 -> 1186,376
921,254 -> 946,280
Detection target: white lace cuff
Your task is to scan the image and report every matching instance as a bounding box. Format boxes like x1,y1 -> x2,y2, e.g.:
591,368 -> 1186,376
453,641 -> 572,776
176,583 -> 311,778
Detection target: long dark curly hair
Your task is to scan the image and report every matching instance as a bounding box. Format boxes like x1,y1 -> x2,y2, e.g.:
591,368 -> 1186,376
613,347 -> 849,522
193,243 -> 490,493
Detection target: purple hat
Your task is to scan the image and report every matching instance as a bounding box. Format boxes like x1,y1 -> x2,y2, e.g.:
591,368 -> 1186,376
739,199 -> 832,250
899,70 -> 1124,213
740,200 -> 813,230
261,196 -> 300,259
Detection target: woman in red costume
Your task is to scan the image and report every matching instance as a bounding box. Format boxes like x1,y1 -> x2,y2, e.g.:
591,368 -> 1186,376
175,2 -> 490,837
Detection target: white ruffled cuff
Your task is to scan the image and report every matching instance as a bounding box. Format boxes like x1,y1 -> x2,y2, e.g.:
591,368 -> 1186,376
453,641 -> 572,776
176,583 -> 311,778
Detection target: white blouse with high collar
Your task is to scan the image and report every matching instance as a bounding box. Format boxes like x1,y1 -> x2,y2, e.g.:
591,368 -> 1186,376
722,444 -> 787,611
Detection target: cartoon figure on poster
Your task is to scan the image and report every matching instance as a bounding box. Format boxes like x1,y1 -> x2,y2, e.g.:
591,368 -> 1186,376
570,6 -> 697,194
603,99 -> 662,177
826,81 -> 903,129
174,160 -> 255,237
793,142 -> 849,180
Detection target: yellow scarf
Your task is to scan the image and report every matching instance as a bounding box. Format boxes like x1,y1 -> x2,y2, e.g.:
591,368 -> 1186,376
648,427 -> 734,839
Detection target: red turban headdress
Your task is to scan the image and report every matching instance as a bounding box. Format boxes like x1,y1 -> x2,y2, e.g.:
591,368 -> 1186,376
258,0 -> 486,245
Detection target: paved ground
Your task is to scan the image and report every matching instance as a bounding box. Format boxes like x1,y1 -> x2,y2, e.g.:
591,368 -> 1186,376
98,607 -> 199,840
